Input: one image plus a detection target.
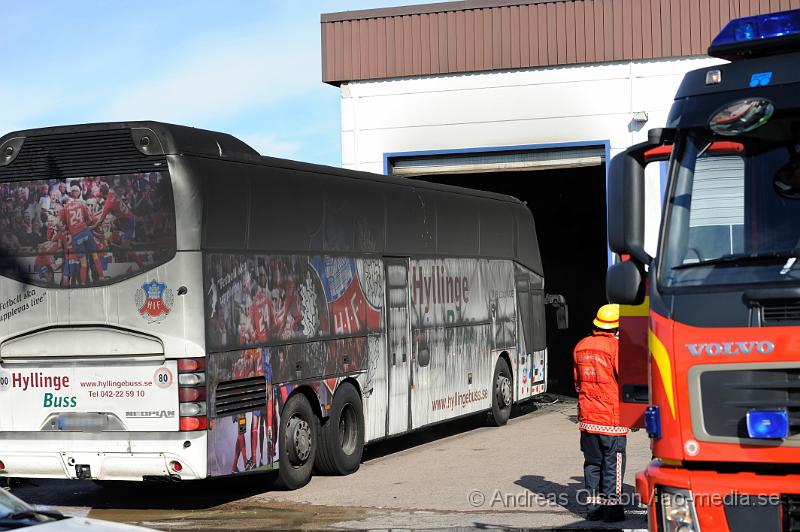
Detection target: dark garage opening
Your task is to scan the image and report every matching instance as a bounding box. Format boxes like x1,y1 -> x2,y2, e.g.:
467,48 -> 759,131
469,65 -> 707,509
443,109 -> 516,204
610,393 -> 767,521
405,164 -> 608,396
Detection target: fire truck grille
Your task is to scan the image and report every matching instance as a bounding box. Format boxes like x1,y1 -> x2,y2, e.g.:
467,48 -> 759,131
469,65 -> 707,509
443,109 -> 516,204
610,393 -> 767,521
700,368 -> 800,440
762,302 -> 800,324
784,495 -> 800,532
723,494 -> 781,532
214,377 -> 267,417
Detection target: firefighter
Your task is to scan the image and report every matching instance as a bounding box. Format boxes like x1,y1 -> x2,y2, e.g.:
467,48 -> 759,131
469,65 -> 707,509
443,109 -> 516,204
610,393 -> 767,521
573,303 -> 626,523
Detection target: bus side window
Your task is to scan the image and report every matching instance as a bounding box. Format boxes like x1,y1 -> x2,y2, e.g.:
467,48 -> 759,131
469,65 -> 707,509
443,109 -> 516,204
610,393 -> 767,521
529,273 -> 546,352
249,168 -> 323,252
515,266 -> 546,354
324,178 -> 356,252
481,202 -> 514,257
204,174 -> 249,249
514,207 -> 543,275
387,187 -> 435,255
354,182 -> 385,253
436,193 -> 478,255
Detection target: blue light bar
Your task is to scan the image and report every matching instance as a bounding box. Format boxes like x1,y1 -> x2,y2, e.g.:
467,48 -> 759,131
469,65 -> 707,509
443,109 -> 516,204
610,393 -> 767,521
645,405 -> 661,439
746,409 -> 789,439
710,8 -> 800,59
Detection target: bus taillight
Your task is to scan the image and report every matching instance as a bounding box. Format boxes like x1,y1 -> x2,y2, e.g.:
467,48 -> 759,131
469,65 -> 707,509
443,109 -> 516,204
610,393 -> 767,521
0,460 -> 5,471
178,357 -> 206,432
179,402 -> 206,417
178,387 -> 206,402
177,358 -> 205,372
177,373 -> 205,386
179,417 -> 207,431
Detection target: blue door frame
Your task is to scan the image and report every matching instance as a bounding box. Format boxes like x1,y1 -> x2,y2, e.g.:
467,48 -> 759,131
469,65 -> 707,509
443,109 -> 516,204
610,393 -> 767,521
383,140 -> 613,265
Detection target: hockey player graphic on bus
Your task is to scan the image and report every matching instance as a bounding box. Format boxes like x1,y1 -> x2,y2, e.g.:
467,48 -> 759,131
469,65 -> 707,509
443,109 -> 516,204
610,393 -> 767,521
0,172 -> 175,287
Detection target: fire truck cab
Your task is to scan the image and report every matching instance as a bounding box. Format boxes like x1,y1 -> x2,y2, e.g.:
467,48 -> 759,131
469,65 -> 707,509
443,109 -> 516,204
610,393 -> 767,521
607,9 -> 800,532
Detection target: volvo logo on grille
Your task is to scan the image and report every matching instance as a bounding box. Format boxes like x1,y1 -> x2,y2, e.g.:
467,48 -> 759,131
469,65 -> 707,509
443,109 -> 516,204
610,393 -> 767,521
686,341 -> 775,357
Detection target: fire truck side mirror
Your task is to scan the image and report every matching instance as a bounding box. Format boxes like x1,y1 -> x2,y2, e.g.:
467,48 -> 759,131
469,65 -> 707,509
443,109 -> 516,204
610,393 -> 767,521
606,260 -> 645,305
607,128 -> 672,265
608,147 -> 650,265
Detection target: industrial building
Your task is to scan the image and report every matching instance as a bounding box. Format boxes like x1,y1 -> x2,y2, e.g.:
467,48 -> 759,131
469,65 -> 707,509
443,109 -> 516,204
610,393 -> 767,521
319,0 -> 792,392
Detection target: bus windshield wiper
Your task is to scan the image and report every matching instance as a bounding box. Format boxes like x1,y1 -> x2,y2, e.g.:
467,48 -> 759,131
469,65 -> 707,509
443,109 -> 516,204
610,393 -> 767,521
672,251 -> 799,270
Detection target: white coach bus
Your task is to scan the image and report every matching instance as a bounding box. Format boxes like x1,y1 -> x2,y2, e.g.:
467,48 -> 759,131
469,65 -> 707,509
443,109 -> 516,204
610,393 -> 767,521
0,122 -> 563,488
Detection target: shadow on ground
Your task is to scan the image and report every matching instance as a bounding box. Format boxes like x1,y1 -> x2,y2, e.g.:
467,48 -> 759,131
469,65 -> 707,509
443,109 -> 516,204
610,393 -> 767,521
514,474 -> 645,530
9,398 -> 548,513
11,474 -> 280,510
362,399 -> 540,462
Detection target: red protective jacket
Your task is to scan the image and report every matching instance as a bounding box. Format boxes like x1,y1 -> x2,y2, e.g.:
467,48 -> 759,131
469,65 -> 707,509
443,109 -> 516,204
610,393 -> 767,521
573,330 -> 628,436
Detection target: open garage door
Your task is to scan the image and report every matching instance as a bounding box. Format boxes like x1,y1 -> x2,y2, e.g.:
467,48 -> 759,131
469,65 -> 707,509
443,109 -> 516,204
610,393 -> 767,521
390,146 -> 605,177
388,146 -> 608,396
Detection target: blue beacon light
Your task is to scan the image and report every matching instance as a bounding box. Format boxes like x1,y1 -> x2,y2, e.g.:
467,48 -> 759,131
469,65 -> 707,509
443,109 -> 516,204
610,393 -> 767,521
746,409 -> 790,439
709,8 -> 800,59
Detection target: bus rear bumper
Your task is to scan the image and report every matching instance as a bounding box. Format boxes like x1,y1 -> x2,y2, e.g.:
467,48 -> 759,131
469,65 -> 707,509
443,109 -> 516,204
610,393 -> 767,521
0,432 -> 207,481
637,460 -> 799,532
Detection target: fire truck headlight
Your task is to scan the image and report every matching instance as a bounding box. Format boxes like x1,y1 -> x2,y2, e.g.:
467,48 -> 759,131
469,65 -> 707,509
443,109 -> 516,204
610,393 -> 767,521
659,487 -> 699,532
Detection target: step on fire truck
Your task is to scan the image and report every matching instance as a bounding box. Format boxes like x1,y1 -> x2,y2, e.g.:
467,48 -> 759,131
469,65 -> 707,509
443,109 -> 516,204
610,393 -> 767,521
607,8 -> 800,532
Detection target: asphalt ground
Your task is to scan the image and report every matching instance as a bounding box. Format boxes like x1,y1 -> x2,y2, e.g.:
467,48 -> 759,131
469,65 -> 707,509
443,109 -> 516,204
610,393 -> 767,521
7,395 -> 650,531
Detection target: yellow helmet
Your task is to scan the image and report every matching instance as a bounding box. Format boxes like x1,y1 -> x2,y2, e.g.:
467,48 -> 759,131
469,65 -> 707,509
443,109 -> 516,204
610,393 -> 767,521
593,304 -> 620,330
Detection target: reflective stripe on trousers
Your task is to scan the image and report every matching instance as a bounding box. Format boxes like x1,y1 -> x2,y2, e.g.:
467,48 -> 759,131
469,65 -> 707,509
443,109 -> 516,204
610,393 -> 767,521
579,431 -> 627,511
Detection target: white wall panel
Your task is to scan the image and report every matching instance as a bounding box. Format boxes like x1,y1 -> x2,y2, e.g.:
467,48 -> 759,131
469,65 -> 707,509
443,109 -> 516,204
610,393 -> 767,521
341,130 -> 356,166
632,74 -> 694,112
341,96 -> 355,132
358,161 -> 384,175
353,114 -> 634,165
353,79 -> 632,131
341,57 -> 718,176
348,61 -> 636,98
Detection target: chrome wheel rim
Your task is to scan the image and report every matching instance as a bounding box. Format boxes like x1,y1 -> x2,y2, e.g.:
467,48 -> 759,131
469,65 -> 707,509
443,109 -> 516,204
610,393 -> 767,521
338,403 -> 358,455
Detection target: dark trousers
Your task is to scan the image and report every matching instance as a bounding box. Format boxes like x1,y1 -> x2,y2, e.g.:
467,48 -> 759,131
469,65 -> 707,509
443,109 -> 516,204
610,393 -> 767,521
580,431 -> 627,512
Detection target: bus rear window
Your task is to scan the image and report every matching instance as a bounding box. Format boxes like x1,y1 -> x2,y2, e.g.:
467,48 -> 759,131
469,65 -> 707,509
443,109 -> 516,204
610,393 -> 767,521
0,171 -> 176,288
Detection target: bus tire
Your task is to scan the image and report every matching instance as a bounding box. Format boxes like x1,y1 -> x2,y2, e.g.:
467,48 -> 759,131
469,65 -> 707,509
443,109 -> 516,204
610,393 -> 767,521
489,357 -> 513,427
276,393 -> 319,490
315,382 -> 364,476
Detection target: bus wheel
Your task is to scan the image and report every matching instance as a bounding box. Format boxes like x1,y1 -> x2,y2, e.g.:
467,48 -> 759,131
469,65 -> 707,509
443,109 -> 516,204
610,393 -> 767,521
276,393 -> 319,490
489,357 -> 513,427
315,382 -> 364,475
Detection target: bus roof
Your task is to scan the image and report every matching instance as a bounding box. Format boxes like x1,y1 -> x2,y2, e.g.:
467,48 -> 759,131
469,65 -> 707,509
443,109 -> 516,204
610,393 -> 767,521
0,121 -> 525,207
0,121 -> 542,273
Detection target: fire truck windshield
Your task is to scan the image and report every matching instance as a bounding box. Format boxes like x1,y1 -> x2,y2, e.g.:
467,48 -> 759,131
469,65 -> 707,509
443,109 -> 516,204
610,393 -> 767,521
660,125 -> 800,289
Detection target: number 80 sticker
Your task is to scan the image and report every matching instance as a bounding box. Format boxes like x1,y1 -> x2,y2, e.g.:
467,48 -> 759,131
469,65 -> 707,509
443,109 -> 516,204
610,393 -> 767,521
154,367 -> 173,389
0,371 -> 10,391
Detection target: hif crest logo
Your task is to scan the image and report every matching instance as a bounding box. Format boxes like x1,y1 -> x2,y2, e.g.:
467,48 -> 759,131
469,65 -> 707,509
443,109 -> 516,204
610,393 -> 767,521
135,280 -> 174,324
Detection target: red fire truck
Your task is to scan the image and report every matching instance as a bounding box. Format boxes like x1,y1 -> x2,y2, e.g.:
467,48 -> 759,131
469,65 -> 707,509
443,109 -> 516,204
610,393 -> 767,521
607,8 -> 800,532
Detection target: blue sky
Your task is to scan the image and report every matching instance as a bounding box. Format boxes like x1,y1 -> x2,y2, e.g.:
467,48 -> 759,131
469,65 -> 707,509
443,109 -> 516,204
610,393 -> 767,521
2,1 -> 410,167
